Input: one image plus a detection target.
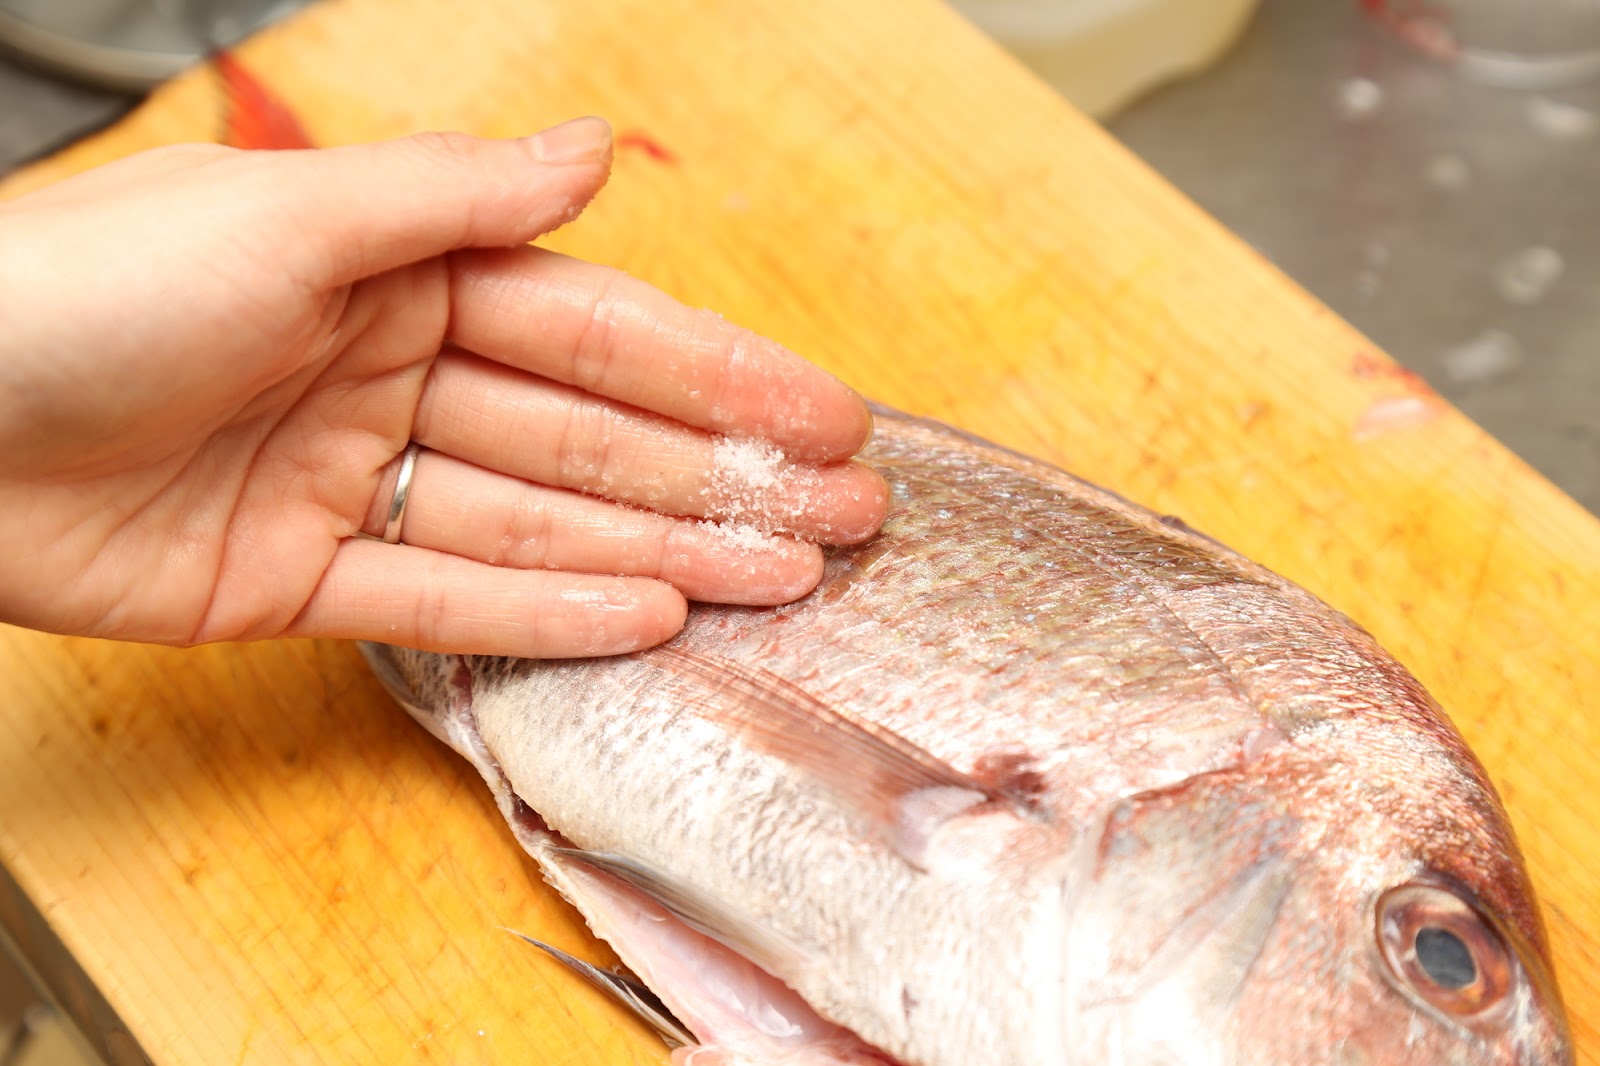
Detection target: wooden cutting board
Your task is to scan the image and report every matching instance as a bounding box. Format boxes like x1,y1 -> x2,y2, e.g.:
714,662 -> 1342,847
1,1 -> 1595,1063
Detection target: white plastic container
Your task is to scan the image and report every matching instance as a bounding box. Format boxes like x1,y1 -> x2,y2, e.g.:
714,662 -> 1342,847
949,0 -> 1262,117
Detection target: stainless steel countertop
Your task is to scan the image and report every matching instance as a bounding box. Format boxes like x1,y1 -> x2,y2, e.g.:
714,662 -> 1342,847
0,52 -> 131,168
1109,0 -> 1599,515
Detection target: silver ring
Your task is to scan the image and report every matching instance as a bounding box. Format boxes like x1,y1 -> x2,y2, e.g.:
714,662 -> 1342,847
382,442 -> 422,544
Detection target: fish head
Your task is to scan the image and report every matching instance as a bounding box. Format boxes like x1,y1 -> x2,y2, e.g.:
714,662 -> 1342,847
1073,715 -> 1571,1066
1277,712 -> 1571,1066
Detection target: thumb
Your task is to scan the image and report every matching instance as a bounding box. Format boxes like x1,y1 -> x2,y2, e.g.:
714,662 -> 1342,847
276,118 -> 613,286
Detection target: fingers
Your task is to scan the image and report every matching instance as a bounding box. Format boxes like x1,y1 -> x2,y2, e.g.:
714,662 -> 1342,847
447,247 -> 873,463
4,143 -> 234,209
371,451 -> 825,605
272,121 -> 614,286
289,538 -> 687,657
412,352 -> 888,543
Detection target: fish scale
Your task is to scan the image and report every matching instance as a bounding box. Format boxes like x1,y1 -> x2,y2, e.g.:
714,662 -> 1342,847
367,406 -> 1570,1065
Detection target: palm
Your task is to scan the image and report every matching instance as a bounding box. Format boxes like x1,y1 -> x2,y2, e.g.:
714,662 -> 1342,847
0,129 -> 887,656
168,266 -> 445,644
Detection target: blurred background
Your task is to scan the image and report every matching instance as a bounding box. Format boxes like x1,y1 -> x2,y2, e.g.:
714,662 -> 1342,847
1,0 -> 1596,1061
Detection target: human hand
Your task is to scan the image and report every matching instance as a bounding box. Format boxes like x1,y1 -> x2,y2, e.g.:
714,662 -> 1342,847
0,120 -> 887,656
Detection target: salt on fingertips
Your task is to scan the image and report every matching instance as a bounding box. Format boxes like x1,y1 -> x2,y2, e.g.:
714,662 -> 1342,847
694,518 -> 780,556
706,435 -> 822,534
713,436 -> 784,490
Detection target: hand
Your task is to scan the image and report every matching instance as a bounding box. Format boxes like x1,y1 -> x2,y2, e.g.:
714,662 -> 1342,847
0,120 -> 888,657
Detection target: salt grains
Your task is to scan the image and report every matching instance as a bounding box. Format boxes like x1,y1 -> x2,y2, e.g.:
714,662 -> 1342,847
696,518 -> 779,556
693,435 -> 828,561
707,435 -> 822,531
712,436 -> 787,493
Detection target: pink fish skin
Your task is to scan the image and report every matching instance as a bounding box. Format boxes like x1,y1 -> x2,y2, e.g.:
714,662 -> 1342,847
366,406 -> 1570,1066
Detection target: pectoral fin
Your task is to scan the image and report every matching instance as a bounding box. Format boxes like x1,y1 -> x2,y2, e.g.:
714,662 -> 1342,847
646,646 -> 1037,870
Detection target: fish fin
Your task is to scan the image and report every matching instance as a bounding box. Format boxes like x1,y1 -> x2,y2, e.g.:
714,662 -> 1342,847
358,642 -> 434,724
359,643 -> 478,758
646,646 -> 1032,870
542,848 -> 803,977
1073,769 -> 1297,1034
535,849 -> 881,1063
359,644 -> 552,848
503,928 -> 694,1049
214,49 -> 315,149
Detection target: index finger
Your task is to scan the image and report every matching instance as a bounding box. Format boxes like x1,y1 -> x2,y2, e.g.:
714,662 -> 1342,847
445,247 -> 873,463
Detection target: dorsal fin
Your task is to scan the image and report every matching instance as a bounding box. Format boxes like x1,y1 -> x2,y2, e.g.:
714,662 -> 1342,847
643,646 -> 1036,869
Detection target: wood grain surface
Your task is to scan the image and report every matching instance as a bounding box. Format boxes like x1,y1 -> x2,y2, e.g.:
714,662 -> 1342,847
1,0 -> 1595,1063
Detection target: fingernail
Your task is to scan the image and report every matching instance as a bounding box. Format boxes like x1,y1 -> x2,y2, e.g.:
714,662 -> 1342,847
829,467 -> 892,544
530,116 -> 612,165
851,397 -> 876,453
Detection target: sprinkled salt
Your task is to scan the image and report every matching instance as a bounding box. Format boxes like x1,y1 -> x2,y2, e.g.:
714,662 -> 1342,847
705,435 -> 822,536
696,518 -> 778,554
711,436 -> 785,495
782,392 -> 820,435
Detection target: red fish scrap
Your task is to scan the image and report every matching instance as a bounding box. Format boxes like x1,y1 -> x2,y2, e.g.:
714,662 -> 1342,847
214,49 -> 316,150
1350,350 -> 1433,395
616,130 -> 678,165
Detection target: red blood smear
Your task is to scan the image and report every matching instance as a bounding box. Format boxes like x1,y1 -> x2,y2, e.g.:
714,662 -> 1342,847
215,50 -> 316,150
616,131 -> 678,164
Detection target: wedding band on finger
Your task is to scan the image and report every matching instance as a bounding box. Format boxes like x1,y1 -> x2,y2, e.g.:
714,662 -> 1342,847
383,442 -> 423,544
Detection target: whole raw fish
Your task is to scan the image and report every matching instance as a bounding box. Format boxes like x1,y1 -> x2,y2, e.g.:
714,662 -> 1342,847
364,406 -> 1570,1066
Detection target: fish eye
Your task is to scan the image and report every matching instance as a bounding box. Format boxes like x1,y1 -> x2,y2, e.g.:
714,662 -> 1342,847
1415,927 -> 1475,989
1377,883 -> 1513,1018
